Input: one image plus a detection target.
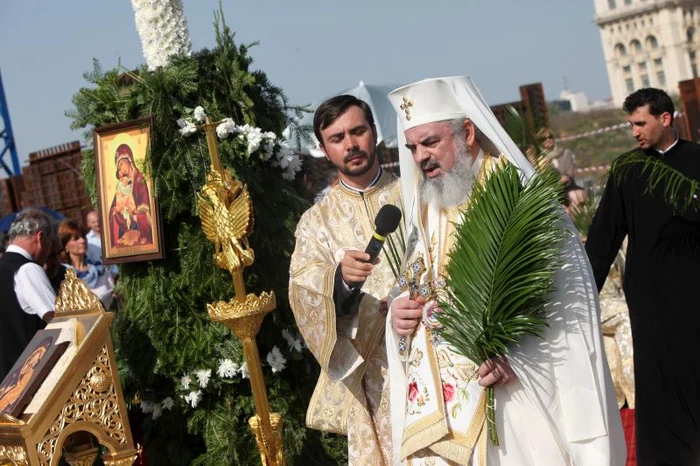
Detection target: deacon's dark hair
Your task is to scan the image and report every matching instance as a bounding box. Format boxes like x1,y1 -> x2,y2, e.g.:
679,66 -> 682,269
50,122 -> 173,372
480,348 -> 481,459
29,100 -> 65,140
313,95 -> 376,146
623,88 -> 674,123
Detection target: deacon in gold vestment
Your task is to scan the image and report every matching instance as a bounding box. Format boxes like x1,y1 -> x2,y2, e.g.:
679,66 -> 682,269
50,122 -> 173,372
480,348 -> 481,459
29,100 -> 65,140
386,77 -> 625,465
289,95 -> 400,465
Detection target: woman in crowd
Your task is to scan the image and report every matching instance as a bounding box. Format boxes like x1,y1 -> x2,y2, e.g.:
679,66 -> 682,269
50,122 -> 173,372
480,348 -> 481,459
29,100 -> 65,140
59,220 -> 115,308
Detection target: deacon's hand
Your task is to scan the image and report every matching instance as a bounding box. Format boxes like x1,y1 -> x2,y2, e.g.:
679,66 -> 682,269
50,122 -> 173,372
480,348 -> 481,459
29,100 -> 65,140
340,250 -> 374,285
391,295 -> 425,336
478,356 -> 517,388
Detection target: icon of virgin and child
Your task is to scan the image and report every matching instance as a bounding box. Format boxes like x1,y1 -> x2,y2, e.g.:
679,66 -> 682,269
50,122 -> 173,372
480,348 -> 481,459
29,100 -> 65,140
109,144 -> 153,248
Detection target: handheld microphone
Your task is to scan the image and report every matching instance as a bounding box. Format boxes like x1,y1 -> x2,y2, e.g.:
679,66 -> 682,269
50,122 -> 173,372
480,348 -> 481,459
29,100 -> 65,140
349,204 -> 402,289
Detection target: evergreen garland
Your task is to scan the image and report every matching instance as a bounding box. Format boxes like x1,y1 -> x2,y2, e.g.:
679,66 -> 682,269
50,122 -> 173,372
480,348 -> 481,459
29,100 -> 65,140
68,11 -> 346,466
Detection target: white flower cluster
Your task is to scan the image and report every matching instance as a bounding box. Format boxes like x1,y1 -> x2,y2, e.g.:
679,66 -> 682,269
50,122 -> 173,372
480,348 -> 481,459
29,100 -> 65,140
130,0 -> 192,71
140,397 -> 175,420
175,335 -> 301,409
176,109 -> 303,181
266,346 -> 287,373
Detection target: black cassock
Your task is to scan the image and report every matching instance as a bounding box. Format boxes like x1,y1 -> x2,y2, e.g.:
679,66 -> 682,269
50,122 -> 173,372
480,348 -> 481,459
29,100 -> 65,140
586,139 -> 700,466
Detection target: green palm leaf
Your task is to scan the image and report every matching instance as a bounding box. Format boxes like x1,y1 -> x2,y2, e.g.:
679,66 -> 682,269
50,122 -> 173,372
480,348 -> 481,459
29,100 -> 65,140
436,161 -> 565,445
612,149 -> 700,212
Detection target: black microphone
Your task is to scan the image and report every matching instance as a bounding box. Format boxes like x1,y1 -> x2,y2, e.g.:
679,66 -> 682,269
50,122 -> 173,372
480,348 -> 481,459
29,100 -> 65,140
349,204 -> 402,289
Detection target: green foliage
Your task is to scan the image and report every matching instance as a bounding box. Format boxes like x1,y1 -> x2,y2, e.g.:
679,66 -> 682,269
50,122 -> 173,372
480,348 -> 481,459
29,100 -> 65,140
612,149 -> 700,212
69,11 -> 345,466
436,163 -> 565,444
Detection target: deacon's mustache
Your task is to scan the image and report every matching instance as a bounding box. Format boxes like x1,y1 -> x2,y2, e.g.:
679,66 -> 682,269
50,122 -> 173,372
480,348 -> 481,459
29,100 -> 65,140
343,148 -> 369,163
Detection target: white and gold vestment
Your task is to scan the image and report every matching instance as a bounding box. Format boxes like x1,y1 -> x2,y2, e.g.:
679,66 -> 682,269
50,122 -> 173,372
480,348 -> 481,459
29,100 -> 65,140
289,170 -> 400,465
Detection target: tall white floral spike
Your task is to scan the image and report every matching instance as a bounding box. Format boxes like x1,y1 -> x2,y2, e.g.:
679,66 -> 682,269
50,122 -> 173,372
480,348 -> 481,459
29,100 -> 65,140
130,0 -> 193,70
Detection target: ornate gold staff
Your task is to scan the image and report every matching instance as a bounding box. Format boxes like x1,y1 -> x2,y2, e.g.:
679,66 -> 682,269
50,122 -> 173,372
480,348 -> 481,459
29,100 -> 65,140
197,117 -> 285,466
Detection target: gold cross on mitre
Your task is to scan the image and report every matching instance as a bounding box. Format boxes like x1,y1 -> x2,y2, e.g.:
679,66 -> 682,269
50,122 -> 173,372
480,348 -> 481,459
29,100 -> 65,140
400,96 -> 413,121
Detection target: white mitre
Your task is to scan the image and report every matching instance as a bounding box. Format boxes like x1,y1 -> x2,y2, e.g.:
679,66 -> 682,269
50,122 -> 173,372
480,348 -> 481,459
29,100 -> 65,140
387,76 -> 535,224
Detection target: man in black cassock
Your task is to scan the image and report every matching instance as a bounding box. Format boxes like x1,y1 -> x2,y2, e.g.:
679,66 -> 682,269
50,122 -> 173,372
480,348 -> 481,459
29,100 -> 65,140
586,88 -> 700,465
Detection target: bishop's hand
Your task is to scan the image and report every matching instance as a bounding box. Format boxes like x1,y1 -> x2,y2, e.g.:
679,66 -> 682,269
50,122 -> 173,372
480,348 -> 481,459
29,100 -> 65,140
391,294 -> 425,336
478,356 -> 517,388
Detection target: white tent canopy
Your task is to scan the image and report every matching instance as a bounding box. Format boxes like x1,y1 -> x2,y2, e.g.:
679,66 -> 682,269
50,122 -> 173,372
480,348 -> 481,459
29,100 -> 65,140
285,81 -> 400,158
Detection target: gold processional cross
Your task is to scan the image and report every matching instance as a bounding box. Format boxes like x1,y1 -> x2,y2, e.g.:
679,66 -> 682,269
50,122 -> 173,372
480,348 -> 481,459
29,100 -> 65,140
197,117 -> 286,466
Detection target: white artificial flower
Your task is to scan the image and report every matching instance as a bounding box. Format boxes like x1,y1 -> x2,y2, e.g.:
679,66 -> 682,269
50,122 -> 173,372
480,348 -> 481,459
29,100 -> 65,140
239,361 -> 249,379
217,358 -> 240,378
179,121 -> 197,136
282,329 -> 303,353
184,390 -> 202,408
216,118 -> 238,139
260,140 -> 275,161
193,106 -> 207,122
140,400 -> 154,414
194,369 -> 212,389
180,374 -> 192,390
243,126 -> 264,154
152,403 -> 163,420
161,397 -> 175,411
266,346 -> 287,373
130,0 -> 193,70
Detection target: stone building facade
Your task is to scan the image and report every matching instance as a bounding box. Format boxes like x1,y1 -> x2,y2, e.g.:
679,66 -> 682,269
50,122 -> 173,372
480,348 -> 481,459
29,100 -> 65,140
595,0 -> 700,105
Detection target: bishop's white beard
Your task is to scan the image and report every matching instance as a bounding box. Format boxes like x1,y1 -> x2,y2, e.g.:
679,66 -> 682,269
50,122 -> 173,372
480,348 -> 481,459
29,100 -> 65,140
419,140 -> 476,209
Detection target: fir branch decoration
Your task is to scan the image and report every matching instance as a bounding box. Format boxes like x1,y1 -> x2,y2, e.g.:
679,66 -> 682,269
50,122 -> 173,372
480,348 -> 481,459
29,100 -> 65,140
69,7 -> 345,465
612,149 -> 700,212
436,162 -> 565,446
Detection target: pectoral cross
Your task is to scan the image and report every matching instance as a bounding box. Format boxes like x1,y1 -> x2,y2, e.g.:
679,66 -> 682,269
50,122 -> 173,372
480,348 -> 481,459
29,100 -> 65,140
398,255 -> 435,301
397,255 -> 435,356
400,97 -> 413,121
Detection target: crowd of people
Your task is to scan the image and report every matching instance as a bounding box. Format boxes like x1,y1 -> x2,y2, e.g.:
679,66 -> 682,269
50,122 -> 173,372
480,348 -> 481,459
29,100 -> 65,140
1,80 -> 698,465
0,209 -> 116,381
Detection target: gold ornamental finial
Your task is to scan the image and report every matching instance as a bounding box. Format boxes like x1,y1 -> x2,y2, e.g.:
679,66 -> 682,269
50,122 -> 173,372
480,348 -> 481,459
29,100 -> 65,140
55,269 -> 103,313
197,117 -> 285,466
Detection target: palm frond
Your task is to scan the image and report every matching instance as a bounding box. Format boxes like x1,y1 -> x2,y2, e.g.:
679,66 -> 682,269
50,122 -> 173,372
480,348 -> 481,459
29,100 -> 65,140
436,162 -> 565,445
569,186 -> 601,238
612,149 -> 700,212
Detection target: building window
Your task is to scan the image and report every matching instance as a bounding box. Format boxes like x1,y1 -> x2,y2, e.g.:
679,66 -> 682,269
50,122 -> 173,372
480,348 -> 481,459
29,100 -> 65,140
616,43 -> 628,57
630,39 -> 643,53
626,78 -> 635,92
654,58 -> 663,68
639,62 -> 647,71
625,0 -> 632,4
688,27 -> 695,43
641,74 -> 650,87
623,65 -> 632,74
609,0 -> 616,9
646,35 -> 659,49
657,71 -> 666,86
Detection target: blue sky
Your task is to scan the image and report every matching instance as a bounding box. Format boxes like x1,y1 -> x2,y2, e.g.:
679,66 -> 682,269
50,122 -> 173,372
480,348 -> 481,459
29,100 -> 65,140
0,0 -> 610,169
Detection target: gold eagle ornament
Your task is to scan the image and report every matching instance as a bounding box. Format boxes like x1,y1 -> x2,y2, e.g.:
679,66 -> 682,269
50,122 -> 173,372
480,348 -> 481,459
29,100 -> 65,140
198,168 -> 255,276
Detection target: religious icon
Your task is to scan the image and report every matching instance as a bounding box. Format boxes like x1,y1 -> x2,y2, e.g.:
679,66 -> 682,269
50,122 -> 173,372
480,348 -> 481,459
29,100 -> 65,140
94,117 -> 164,264
0,329 -> 70,418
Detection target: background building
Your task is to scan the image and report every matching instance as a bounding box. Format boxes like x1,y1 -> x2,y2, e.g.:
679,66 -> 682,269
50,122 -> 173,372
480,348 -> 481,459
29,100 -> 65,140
595,0 -> 700,106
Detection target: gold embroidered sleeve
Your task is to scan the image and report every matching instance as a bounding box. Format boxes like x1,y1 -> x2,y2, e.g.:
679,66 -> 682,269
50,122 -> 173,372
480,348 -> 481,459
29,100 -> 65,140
289,210 -> 364,382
